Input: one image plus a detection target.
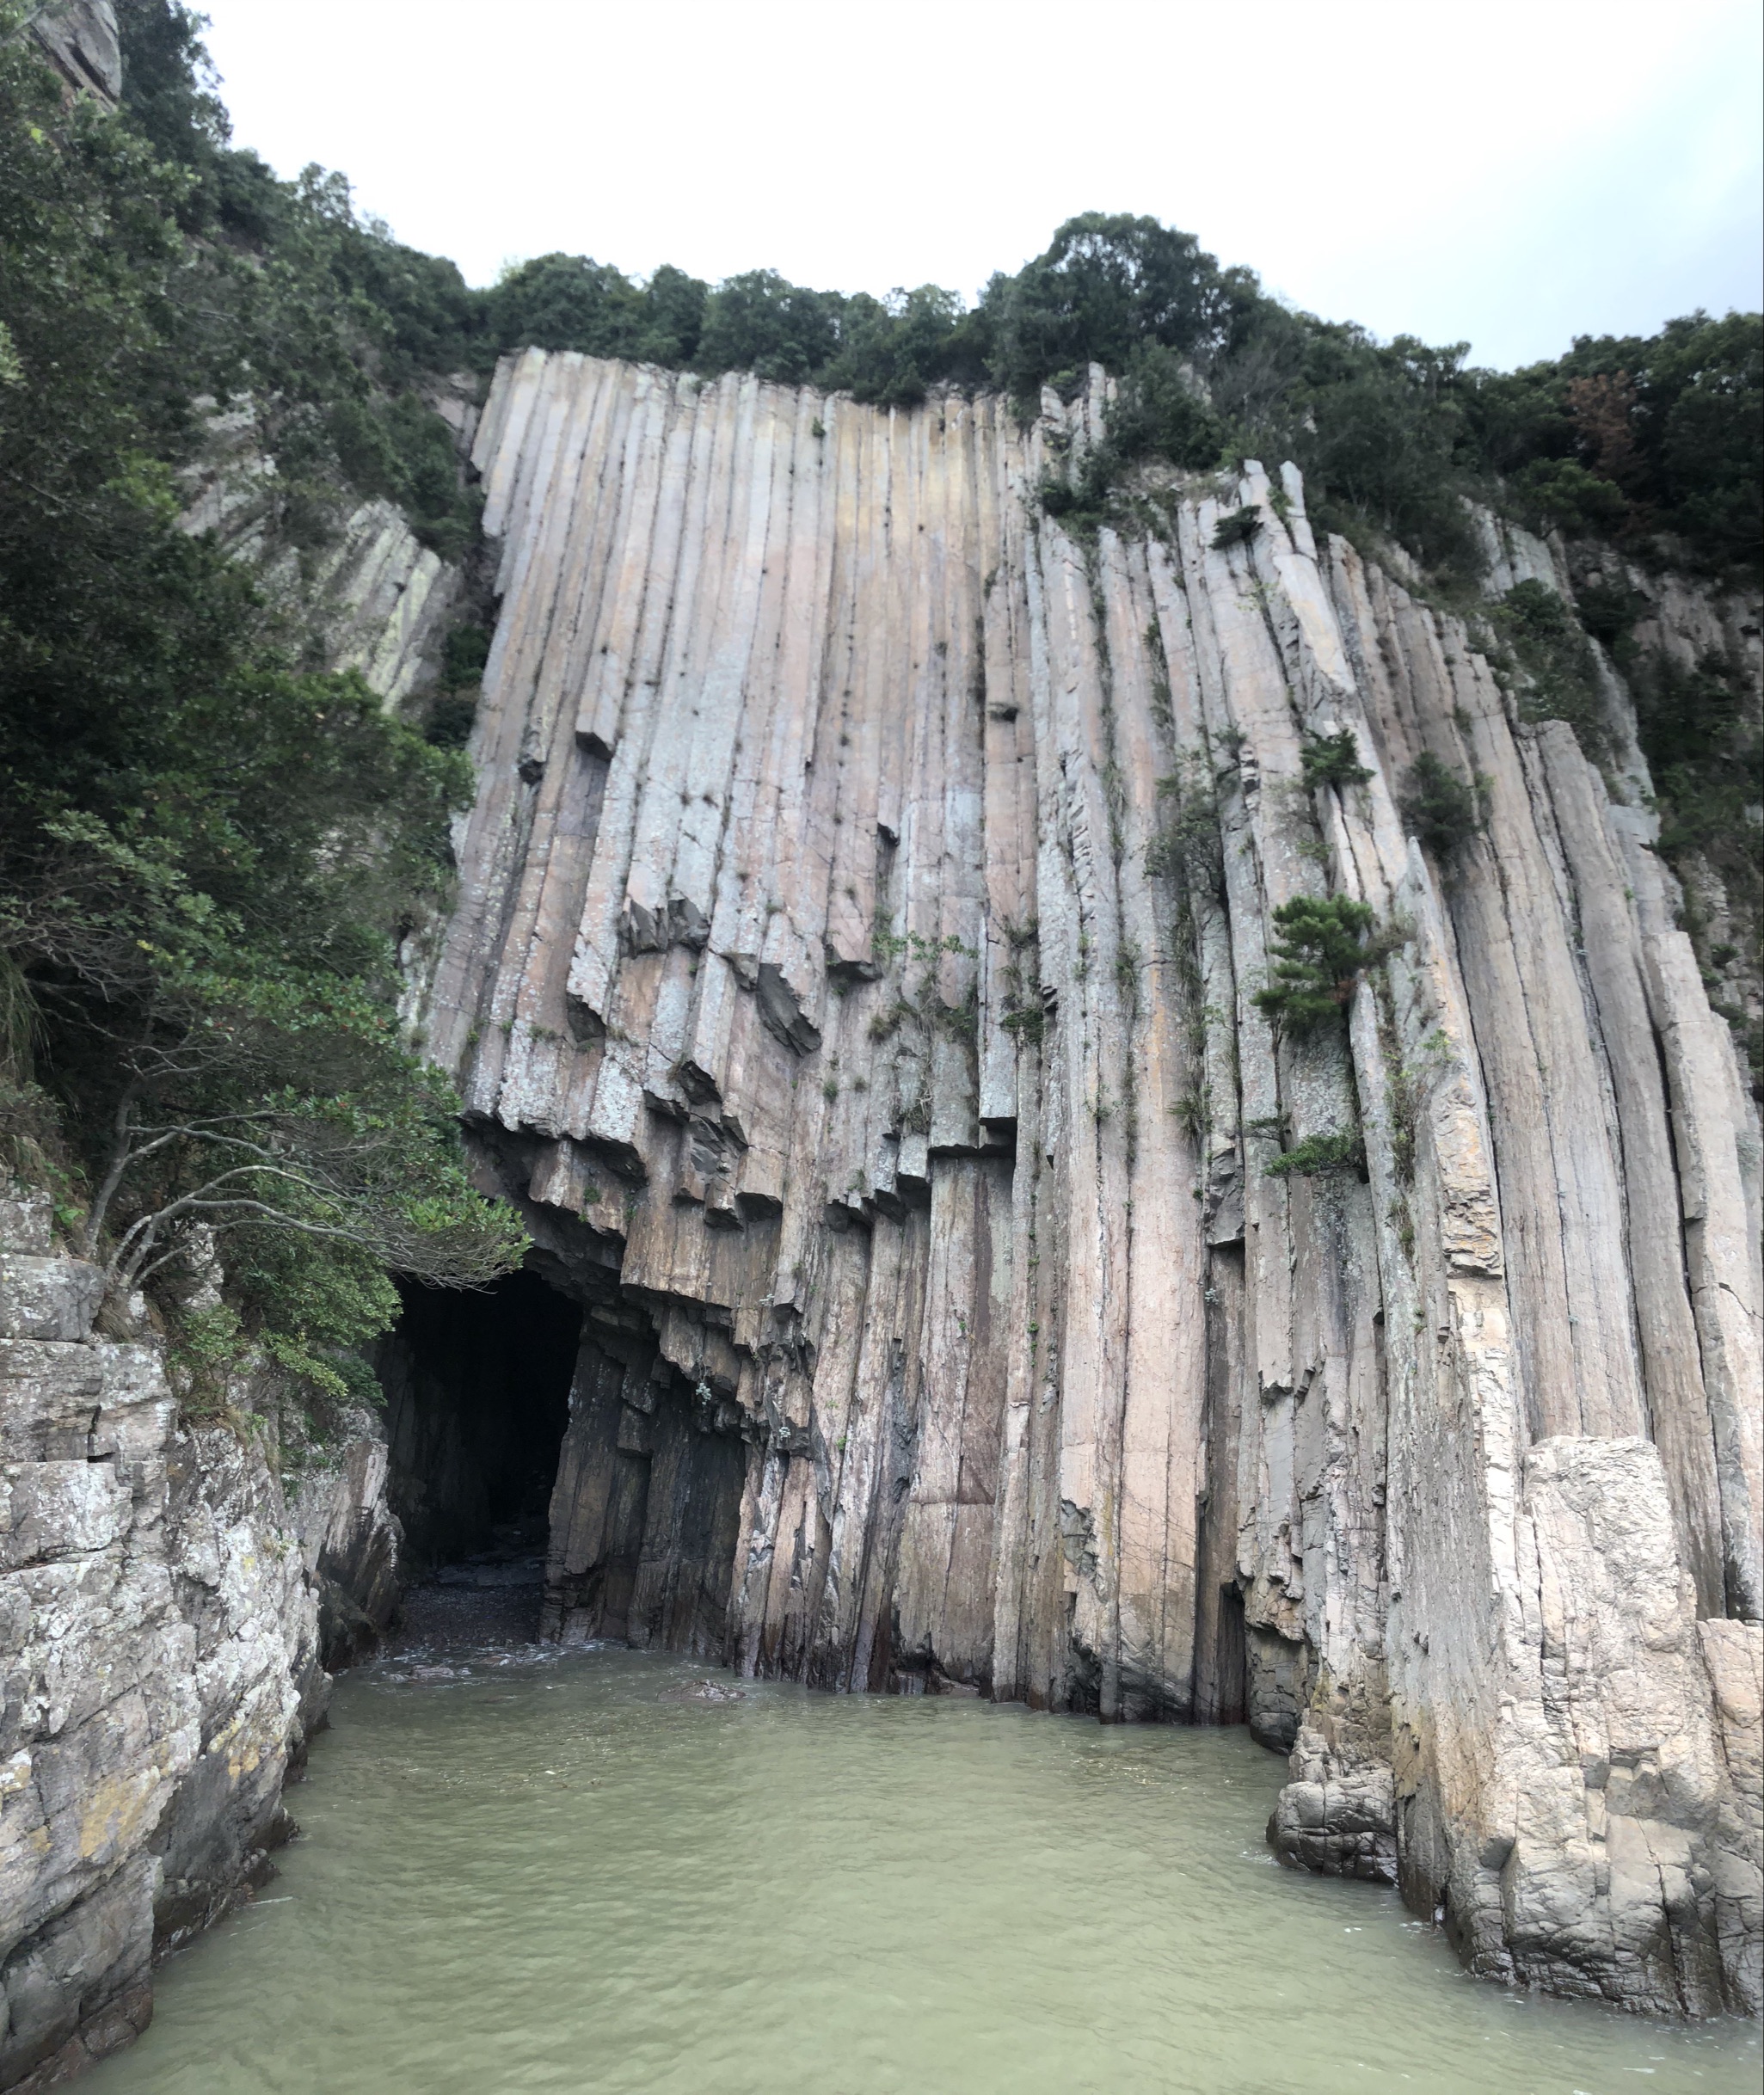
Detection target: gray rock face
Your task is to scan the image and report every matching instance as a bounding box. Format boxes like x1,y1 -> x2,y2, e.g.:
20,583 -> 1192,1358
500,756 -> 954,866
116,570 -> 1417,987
415,352 -> 1761,2015
0,1202 -> 400,2088
28,3 -> 120,105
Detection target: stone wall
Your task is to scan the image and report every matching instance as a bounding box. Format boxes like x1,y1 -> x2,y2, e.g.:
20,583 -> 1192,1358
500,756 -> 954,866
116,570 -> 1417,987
420,349 -> 1763,2014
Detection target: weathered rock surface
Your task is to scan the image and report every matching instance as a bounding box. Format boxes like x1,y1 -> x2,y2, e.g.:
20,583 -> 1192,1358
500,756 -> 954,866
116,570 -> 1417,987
0,1193 -> 399,2089
175,426 -> 462,711
28,3 -> 120,106
418,351 -> 1763,2014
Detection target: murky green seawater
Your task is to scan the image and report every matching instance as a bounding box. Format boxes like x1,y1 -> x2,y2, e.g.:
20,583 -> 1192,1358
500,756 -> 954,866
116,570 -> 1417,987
96,1648 -> 1758,2095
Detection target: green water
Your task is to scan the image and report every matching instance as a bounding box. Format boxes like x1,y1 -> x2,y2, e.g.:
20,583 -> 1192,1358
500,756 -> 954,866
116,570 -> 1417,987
97,1648 -> 1759,2095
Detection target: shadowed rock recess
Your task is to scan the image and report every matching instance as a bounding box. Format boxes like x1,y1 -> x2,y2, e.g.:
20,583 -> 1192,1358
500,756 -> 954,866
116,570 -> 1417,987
413,352 -> 1762,2018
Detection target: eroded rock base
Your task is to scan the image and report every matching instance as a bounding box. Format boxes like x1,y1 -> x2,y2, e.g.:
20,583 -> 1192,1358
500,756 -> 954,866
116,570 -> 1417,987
0,1190 -> 401,2089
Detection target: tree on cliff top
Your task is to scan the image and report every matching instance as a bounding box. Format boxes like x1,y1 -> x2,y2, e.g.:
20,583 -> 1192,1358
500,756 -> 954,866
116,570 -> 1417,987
982,212 -> 1252,407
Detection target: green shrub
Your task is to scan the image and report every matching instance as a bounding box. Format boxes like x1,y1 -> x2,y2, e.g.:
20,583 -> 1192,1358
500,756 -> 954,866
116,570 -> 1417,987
1632,648 -> 1747,774
1300,730 -> 1373,789
1252,896 -> 1380,1029
327,391 -> 479,558
1108,341 -> 1227,470
1210,505 -> 1262,550
1400,753 -> 1489,856
1222,316 -> 1484,575
423,691 -> 478,750
442,622 -> 490,682
1264,1130 -> 1365,1178
1037,447 -> 1123,536
1571,577 -> 1646,648
165,1300 -> 249,1417
1490,580 -> 1604,749
1150,749 -> 1224,897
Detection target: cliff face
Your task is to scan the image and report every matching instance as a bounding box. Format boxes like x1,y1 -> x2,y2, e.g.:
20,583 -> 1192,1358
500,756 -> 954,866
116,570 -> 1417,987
0,1191 -> 399,2087
427,350 -> 1763,2016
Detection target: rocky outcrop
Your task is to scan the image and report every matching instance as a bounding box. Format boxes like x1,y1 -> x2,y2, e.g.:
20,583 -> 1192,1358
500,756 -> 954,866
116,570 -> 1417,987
177,417 -> 464,710
0,1190 -> 399,2089
28,3 -> 120,107
421,350 -> 1763,2014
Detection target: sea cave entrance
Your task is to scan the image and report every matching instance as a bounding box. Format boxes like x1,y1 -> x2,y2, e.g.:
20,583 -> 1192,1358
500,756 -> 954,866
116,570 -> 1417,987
375,1266 -> 581,1593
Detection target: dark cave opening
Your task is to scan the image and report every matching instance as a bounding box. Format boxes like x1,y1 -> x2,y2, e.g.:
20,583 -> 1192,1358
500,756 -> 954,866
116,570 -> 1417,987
375,1267 -> 581,1576
1214,1586 -> 1248,1727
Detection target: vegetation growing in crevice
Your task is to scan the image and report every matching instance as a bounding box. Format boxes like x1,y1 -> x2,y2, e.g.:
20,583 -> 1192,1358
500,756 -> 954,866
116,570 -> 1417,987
996,920 -> 1046,1048
862,926 -> 981,1146
421,575 -> 498,751
1253,897 -> 1398,1032
1210,506 -> 1263,551
1036,446 -> 1124,539
1264,1130 -> 1366,1179
1486,580 -> 1607,753
1399,753 -> 1491,858
1147,745 -> 1229,1146
1147,748 -> 1226,897
1300,730 -> 1374,791
1628,643 -> 1763,1084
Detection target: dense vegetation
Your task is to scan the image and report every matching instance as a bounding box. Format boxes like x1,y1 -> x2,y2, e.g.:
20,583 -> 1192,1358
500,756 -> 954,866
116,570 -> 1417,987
86,3 -> 1764,581
0,1 -> 521,1416
485,227 -> 1761,582
58,0 -> 1760,595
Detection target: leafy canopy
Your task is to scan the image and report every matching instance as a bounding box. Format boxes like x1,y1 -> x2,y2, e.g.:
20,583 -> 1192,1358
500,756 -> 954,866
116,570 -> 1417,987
1,9 -> 521,1398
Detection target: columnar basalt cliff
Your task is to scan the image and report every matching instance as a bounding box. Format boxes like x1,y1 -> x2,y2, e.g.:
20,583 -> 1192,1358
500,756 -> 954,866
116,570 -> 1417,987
421,350 -> 1763,2017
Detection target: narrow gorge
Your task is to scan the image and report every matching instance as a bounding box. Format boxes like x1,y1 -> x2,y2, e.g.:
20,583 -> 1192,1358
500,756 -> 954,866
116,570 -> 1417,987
2,4 -> 1761,2083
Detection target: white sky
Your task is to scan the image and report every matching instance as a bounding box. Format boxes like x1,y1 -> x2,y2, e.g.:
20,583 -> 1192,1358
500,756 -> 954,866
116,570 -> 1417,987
198,0 -> 1762,372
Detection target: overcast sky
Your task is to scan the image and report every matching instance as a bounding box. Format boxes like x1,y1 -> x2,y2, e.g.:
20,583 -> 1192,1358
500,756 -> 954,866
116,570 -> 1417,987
197,0 -> 1761,372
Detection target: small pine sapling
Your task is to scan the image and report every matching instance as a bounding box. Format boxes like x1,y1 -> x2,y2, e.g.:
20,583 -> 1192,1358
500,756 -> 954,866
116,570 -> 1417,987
1300,729 -> 1373,790
1400,752 -> 1489,857
1253,895 -> 1379,1030
1264,1131 -> 1366,1178
1210,505 -> 1262,550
